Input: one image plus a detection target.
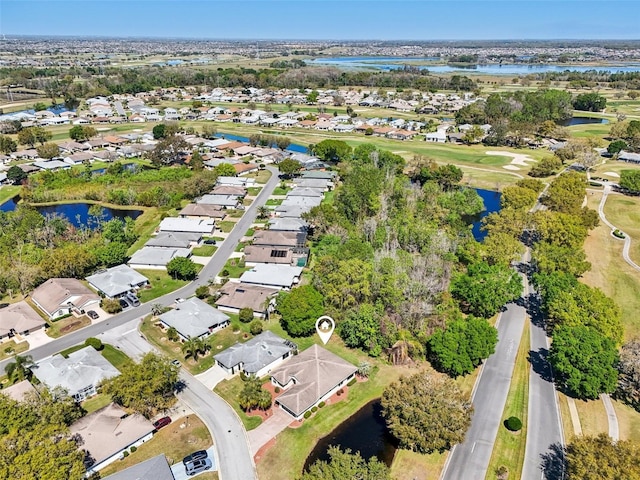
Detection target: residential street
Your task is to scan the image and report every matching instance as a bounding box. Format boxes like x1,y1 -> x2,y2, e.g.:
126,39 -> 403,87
440,294 -> 527,480
0,166 -> 279,480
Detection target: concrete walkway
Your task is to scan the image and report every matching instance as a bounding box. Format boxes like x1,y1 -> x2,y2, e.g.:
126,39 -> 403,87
566,396 -> 583,437
247,407 -> 291,456
601,394 -> 620,441
598,185 -> 640,272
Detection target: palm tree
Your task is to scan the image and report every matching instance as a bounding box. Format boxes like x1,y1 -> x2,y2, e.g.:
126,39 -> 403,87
151,303 -> 164,317
257,206 -> 270,219
181,337 -> 205,361
5,354 -> 33,383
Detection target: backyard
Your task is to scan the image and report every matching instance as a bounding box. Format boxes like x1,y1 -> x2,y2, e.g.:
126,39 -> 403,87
135,269 -> 193,303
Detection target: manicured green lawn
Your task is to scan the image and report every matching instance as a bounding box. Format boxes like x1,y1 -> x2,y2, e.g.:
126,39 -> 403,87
127,207 -> 165,256
0,339 -> 29,361
46,315 -> 91,338
245,228 -> 255,236
101,344 -> 134,371
485,318 -> 530,480
214,376 -> 264,431
191,245 -> 217,256
81,393 -> 112,414
265,199 -> 283,206
272,187 -> 290,195
0,185 -> 20,206
218,220 -> 237,233
135,269 -> 191,303
247,187 -> 263,196
222,258 -> 250,278
98,415 -> 212,477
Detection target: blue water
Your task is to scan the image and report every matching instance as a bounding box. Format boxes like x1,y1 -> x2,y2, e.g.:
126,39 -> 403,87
215,133 -> 308,153
560,116 -> 609,126
0,199 -> 142,229
310,57 -> 640,75
91,163 -> 139,175
471,188 -> 502,241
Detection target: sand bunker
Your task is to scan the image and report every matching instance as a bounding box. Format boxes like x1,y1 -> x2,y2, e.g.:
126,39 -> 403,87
603,171 -> 620,178
503,165 -> 521,171
486,150 -> 536,166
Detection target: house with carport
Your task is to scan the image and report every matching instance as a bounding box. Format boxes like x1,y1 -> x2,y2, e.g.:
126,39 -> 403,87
31,278 -> 100,320
158,297 -> 230,341
86,264 -> 149,299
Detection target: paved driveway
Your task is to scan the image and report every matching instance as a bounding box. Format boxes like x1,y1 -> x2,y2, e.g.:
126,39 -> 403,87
247,407 -> 291,456
98,318 -> 154,360
170,446 -> 216,480
195,364 -> 230,389
23,329 -> 52,349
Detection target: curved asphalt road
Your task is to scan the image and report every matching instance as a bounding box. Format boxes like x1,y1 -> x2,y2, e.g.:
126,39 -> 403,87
0,166 -> 280,480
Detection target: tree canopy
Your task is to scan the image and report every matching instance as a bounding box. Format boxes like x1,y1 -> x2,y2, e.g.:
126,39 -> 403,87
381,371 -> 472,453
299,447 -> 392,480
277,285 -> 324,337
573,93 -> 607,112
549,325 -> 619,399
620,170 -> 640,193
429,317 -> 498,377
617,338 -> 640,411
312,139 -> 352,163
102,352 -> 179,418
565,434 -> 640,480
166,256 -> 198,280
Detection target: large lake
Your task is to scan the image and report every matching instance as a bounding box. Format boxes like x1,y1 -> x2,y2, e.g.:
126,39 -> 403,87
304,400 -> 398,471
310,57 -> 640,75
0,199 -> 142,228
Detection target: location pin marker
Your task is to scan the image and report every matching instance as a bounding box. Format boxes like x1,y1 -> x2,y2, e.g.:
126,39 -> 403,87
315,316 -> 335,345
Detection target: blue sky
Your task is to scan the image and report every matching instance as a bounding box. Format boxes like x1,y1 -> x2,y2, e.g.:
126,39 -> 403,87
1,1 -> 638,40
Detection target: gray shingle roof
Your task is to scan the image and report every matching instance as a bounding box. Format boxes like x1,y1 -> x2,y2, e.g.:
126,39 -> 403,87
102,454 -> 175,480
145,231 -> 201,248
128,247 -> 191,267
158,298 -> 230,339
214,331 -> 295,374
239,264 -> 303,289
86,264 -> 149,298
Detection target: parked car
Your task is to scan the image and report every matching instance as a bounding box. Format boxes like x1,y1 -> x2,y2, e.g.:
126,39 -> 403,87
203,239 -> 217,245
185,458 -> 212,476
126,293 -> 140,307
171,359 -> 181,367
153,416 -> 172,430
86,310 -> 99,320
119,298 -> 129,309
183,450 -> 208,465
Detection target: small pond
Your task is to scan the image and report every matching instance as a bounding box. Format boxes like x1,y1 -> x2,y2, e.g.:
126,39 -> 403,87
304,399 -> 398,471
0,198 -> 142,229
469,188 -> 502,242
559,116 -> 610,126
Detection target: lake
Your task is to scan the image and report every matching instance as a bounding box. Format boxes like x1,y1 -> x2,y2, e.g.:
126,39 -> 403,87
559,116 -> 609,126
0,199 -> 142,228
304,400 -> 398,471
310,57 -> 640,75
470,188 -> 502,242
215,133 -> 308,153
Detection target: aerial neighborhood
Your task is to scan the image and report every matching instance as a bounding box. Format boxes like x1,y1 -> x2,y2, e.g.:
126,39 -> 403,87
2,7 -> 640,480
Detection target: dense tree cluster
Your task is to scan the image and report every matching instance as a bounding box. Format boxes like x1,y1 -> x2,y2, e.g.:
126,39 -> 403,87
619,170 -> 640,193
381,371 -> 473,453
565,434 -> 640,479
617,338 -> 640,411
572,92 -> 607,112
610,119 -> 640,152
299,447 -> 392,480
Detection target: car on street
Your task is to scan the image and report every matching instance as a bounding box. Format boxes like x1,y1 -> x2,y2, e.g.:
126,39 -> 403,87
119,298 -> 129,309
183,450 -> 208,465
86,310 -> 99,320
153,416 -> 172,430
185,458 -> 212,476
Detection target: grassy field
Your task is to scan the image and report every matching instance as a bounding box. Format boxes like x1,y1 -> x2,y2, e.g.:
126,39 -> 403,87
603,193 -> 640,265
0,185 -> 20,206
127,207 -> 167,256
582,193 -> 640,340
81,393 -> 111,414
573,398 -> 609,437
191,244 -> 217,256
613,399 -> 640,442
97,415 -> 212,477
0,339 -> 29,360
218,220 -> 237,233
222,258 -> 250,278
485,319 -> 530,480
102,344 -> 134,370
391,449 -> 447,480
213,376 -> 264,431
46,315 -> 91,338
135,269 -> 190,303
557,393 -> 576,443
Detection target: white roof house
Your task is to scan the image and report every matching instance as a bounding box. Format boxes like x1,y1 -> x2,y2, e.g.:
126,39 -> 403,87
214,331 -> 296,377
197,194 -> 241,208
216,176 -> 256,187
86,264 -> 149,298
239,264 -> 303,290
159,217 -> 216,234
158,297 -> 230,340
128,247 -> 191,270
31,346 -> 121,401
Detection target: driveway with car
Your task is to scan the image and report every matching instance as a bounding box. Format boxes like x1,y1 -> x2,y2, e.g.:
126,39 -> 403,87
170,447 -> 216,480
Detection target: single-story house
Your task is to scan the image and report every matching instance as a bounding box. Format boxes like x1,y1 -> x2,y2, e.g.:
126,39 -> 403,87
159,217 -> 215,235
33,160 -> 70,171
243,245 -> 294,266
214,331 -> 296,377
63,151 -> 94,165
158,297 -> 230,341
31,346 -> 121,401
145,231 -> 202,249
234,163 -> 260,176
425,131 -> 447,143
197,194 -> 242,209
292,178 -> 332,190
59,141 -> 90,152
1,379 -> 39,402
0,301 -> 47,341
128,246 -> 191,270
286,187 -> 324,198
214,282 -> 278,318
86,264 -> 149,298
271,344 -> 357,419
71,403 -> 155,475
211,185 -> 247,197
216,176 -> 256,187
102,454 -> 175,480
31,278 -> 100,320
179,203 -> 227,220
268,218 -> 308,232
253,230 -> 307,248
619,151 -> 640,163
239,264 -> 303,290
